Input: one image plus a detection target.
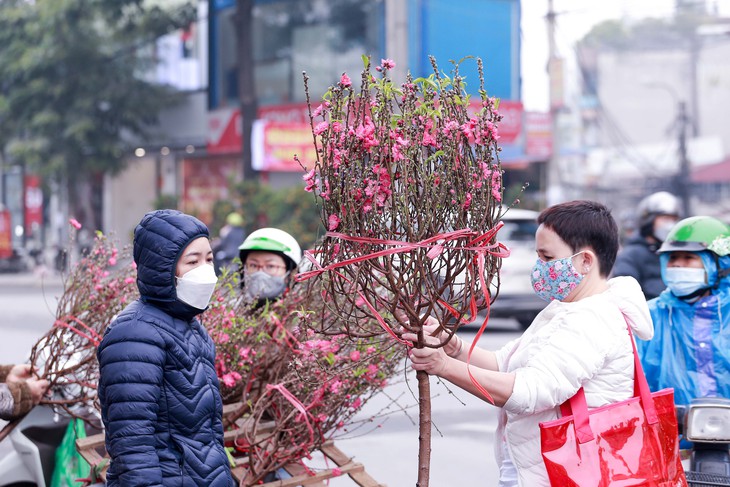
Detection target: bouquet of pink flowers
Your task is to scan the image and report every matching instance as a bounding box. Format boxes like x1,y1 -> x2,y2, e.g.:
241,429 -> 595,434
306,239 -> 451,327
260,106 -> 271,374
24,224 -> 405,484
204,271 -> 405,484
30,228 -> 137,418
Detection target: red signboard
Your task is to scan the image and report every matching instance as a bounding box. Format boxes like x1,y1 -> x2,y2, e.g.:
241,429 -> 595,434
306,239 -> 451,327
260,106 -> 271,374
496,100 -> 523,145
525,111 -> 553,159
252,121 -> 316,172
208,100 -> 524,164
466,99 -> 522,145
24,174 -> 43,237
207,103 -> 312,155
207,107 -> 242,154
0,209 -> 12,259
181,157 -> 241,225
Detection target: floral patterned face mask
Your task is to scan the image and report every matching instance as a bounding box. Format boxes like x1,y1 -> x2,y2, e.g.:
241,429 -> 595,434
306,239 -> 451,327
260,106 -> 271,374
530,252 -> 585,302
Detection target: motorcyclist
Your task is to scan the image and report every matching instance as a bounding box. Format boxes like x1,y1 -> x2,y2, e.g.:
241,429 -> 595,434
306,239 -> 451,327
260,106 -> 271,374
612,191 -> 681,299
636,215 -> 730,405
237,227 -> 301,306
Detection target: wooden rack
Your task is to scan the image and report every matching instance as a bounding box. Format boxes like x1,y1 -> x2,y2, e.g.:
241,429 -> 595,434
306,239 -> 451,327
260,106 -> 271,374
76,402 -> 383,487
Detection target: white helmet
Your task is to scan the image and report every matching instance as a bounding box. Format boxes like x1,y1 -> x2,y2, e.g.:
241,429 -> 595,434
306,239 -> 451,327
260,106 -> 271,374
637,191 -> 681,238
238,228 -> 302,271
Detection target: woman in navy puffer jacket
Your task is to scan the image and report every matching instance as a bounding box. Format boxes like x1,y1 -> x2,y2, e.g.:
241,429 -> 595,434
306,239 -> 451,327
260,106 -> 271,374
97,210 -> 234,486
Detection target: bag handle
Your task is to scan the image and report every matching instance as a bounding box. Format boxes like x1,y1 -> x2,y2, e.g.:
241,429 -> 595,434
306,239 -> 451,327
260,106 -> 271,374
559,323 -> 659,444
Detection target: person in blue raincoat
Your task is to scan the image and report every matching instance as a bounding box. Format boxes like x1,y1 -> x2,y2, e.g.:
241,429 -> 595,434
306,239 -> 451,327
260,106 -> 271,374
636,215 -> 730,405
97,209 -> 234,487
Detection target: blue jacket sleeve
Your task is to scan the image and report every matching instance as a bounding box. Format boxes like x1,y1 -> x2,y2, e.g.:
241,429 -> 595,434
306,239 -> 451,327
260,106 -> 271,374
98,316 -> 166,487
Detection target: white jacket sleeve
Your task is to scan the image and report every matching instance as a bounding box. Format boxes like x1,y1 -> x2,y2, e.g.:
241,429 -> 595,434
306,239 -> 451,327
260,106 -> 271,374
503,306 -> 623,415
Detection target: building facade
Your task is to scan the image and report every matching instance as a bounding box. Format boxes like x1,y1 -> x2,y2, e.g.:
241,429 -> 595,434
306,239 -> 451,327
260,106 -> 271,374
575,12 -> 730,220
106,0 -> 526,246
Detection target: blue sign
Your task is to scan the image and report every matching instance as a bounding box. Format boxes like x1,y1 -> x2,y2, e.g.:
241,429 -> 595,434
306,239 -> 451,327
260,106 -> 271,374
211,0 -> 235,11
408,0 -> 521,101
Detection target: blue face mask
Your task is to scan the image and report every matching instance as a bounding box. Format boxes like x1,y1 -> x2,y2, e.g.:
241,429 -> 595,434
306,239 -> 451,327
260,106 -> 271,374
530,252 -> 585,302
664,267 -> 708,298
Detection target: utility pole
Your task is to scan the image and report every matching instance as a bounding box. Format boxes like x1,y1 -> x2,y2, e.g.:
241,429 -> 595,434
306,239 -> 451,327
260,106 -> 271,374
676,101 -> 692,216
546,0 -> 563,205
235,0 -> 258,181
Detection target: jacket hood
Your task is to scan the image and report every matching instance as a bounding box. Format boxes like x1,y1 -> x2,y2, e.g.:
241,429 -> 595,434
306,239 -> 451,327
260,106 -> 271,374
606,276 -> 654,340
133,209 -> 209,320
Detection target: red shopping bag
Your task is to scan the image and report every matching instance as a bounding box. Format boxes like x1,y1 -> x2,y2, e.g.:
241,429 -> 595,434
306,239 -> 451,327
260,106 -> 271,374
539,325 -> 687,487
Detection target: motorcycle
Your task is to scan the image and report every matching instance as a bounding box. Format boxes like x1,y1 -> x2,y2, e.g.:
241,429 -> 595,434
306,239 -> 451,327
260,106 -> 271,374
0,405 -> 104,487
677,397 -> 730,486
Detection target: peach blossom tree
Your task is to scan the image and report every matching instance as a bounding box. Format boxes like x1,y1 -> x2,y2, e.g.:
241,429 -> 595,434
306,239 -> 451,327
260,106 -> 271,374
298,55 -> 508,486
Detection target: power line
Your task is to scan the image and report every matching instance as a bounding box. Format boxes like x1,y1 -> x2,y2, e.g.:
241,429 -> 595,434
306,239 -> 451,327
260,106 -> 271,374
560,22 -> 679,178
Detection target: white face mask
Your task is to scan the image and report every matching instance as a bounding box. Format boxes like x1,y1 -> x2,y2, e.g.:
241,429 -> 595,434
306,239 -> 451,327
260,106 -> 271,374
176,263 -> 218,309
664,267 -> 707,298
653,221 -> 676,242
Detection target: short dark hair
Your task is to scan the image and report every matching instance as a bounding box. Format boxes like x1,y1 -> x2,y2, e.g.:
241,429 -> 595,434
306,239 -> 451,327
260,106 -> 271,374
537,200 -> 619,277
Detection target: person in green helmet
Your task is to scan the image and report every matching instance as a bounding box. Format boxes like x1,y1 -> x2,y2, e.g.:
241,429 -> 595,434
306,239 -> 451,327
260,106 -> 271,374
237,227 -> 302,305
636,215 -> 730,405
235,228 -> 302,482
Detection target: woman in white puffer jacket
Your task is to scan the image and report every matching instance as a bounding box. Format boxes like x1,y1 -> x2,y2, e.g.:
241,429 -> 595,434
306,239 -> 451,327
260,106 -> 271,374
406,200 -> 654,487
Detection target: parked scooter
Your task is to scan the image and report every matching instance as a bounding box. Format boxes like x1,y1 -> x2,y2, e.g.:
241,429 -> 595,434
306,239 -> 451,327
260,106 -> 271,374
0,405 -> 69,487
677,397 -> 730,486
0,405 -> 104,487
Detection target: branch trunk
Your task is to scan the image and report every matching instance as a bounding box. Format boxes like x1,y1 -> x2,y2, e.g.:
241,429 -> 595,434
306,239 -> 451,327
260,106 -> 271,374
416,369 -> 431,487
0,417 -> 21,443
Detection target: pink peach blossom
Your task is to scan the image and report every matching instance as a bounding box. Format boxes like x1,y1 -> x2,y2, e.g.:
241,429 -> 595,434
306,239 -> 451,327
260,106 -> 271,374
328,214 -> 341,231
381,59 -> 395,70
340,73 -> 351,87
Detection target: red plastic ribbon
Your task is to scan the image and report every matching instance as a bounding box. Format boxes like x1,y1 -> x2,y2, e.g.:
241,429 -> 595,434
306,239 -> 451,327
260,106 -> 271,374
266,383 -> 316,444
296,223 -> 509,349
53,315 -> 102,346
296,223 -> 510,404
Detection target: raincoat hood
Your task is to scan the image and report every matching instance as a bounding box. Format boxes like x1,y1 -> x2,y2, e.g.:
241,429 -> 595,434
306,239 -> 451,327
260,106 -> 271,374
133,209 -> 209,320
605,276 -> 654,340
659,251 -> 730,294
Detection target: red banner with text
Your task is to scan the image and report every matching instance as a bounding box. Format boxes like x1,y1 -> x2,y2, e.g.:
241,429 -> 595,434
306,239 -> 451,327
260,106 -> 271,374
0,209 -> 12,259
208,100 -> 525,168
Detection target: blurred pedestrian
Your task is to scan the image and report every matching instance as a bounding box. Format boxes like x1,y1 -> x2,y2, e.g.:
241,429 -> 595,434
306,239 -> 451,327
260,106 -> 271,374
637,216 -> 730,405
97,209 -> 234,486
404,200 -> 653,487
212,212 -> 246,273
0,363 -> 49,420
612,191 -> 681,299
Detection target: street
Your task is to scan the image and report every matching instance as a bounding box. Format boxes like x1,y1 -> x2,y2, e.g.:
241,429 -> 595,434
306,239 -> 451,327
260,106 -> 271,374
0,272 -> 521,487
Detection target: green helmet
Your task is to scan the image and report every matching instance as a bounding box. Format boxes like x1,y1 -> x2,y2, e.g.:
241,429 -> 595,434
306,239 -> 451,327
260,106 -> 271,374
658,216 -> 730,257
238,227 -> 302,270
225,212 -> 244,227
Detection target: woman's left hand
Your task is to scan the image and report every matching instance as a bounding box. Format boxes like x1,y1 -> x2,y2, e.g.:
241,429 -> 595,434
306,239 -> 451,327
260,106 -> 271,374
402,329 -> 449,377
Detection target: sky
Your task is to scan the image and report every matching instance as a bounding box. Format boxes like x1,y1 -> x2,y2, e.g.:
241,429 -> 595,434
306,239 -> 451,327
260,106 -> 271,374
520,0 -> 730,111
